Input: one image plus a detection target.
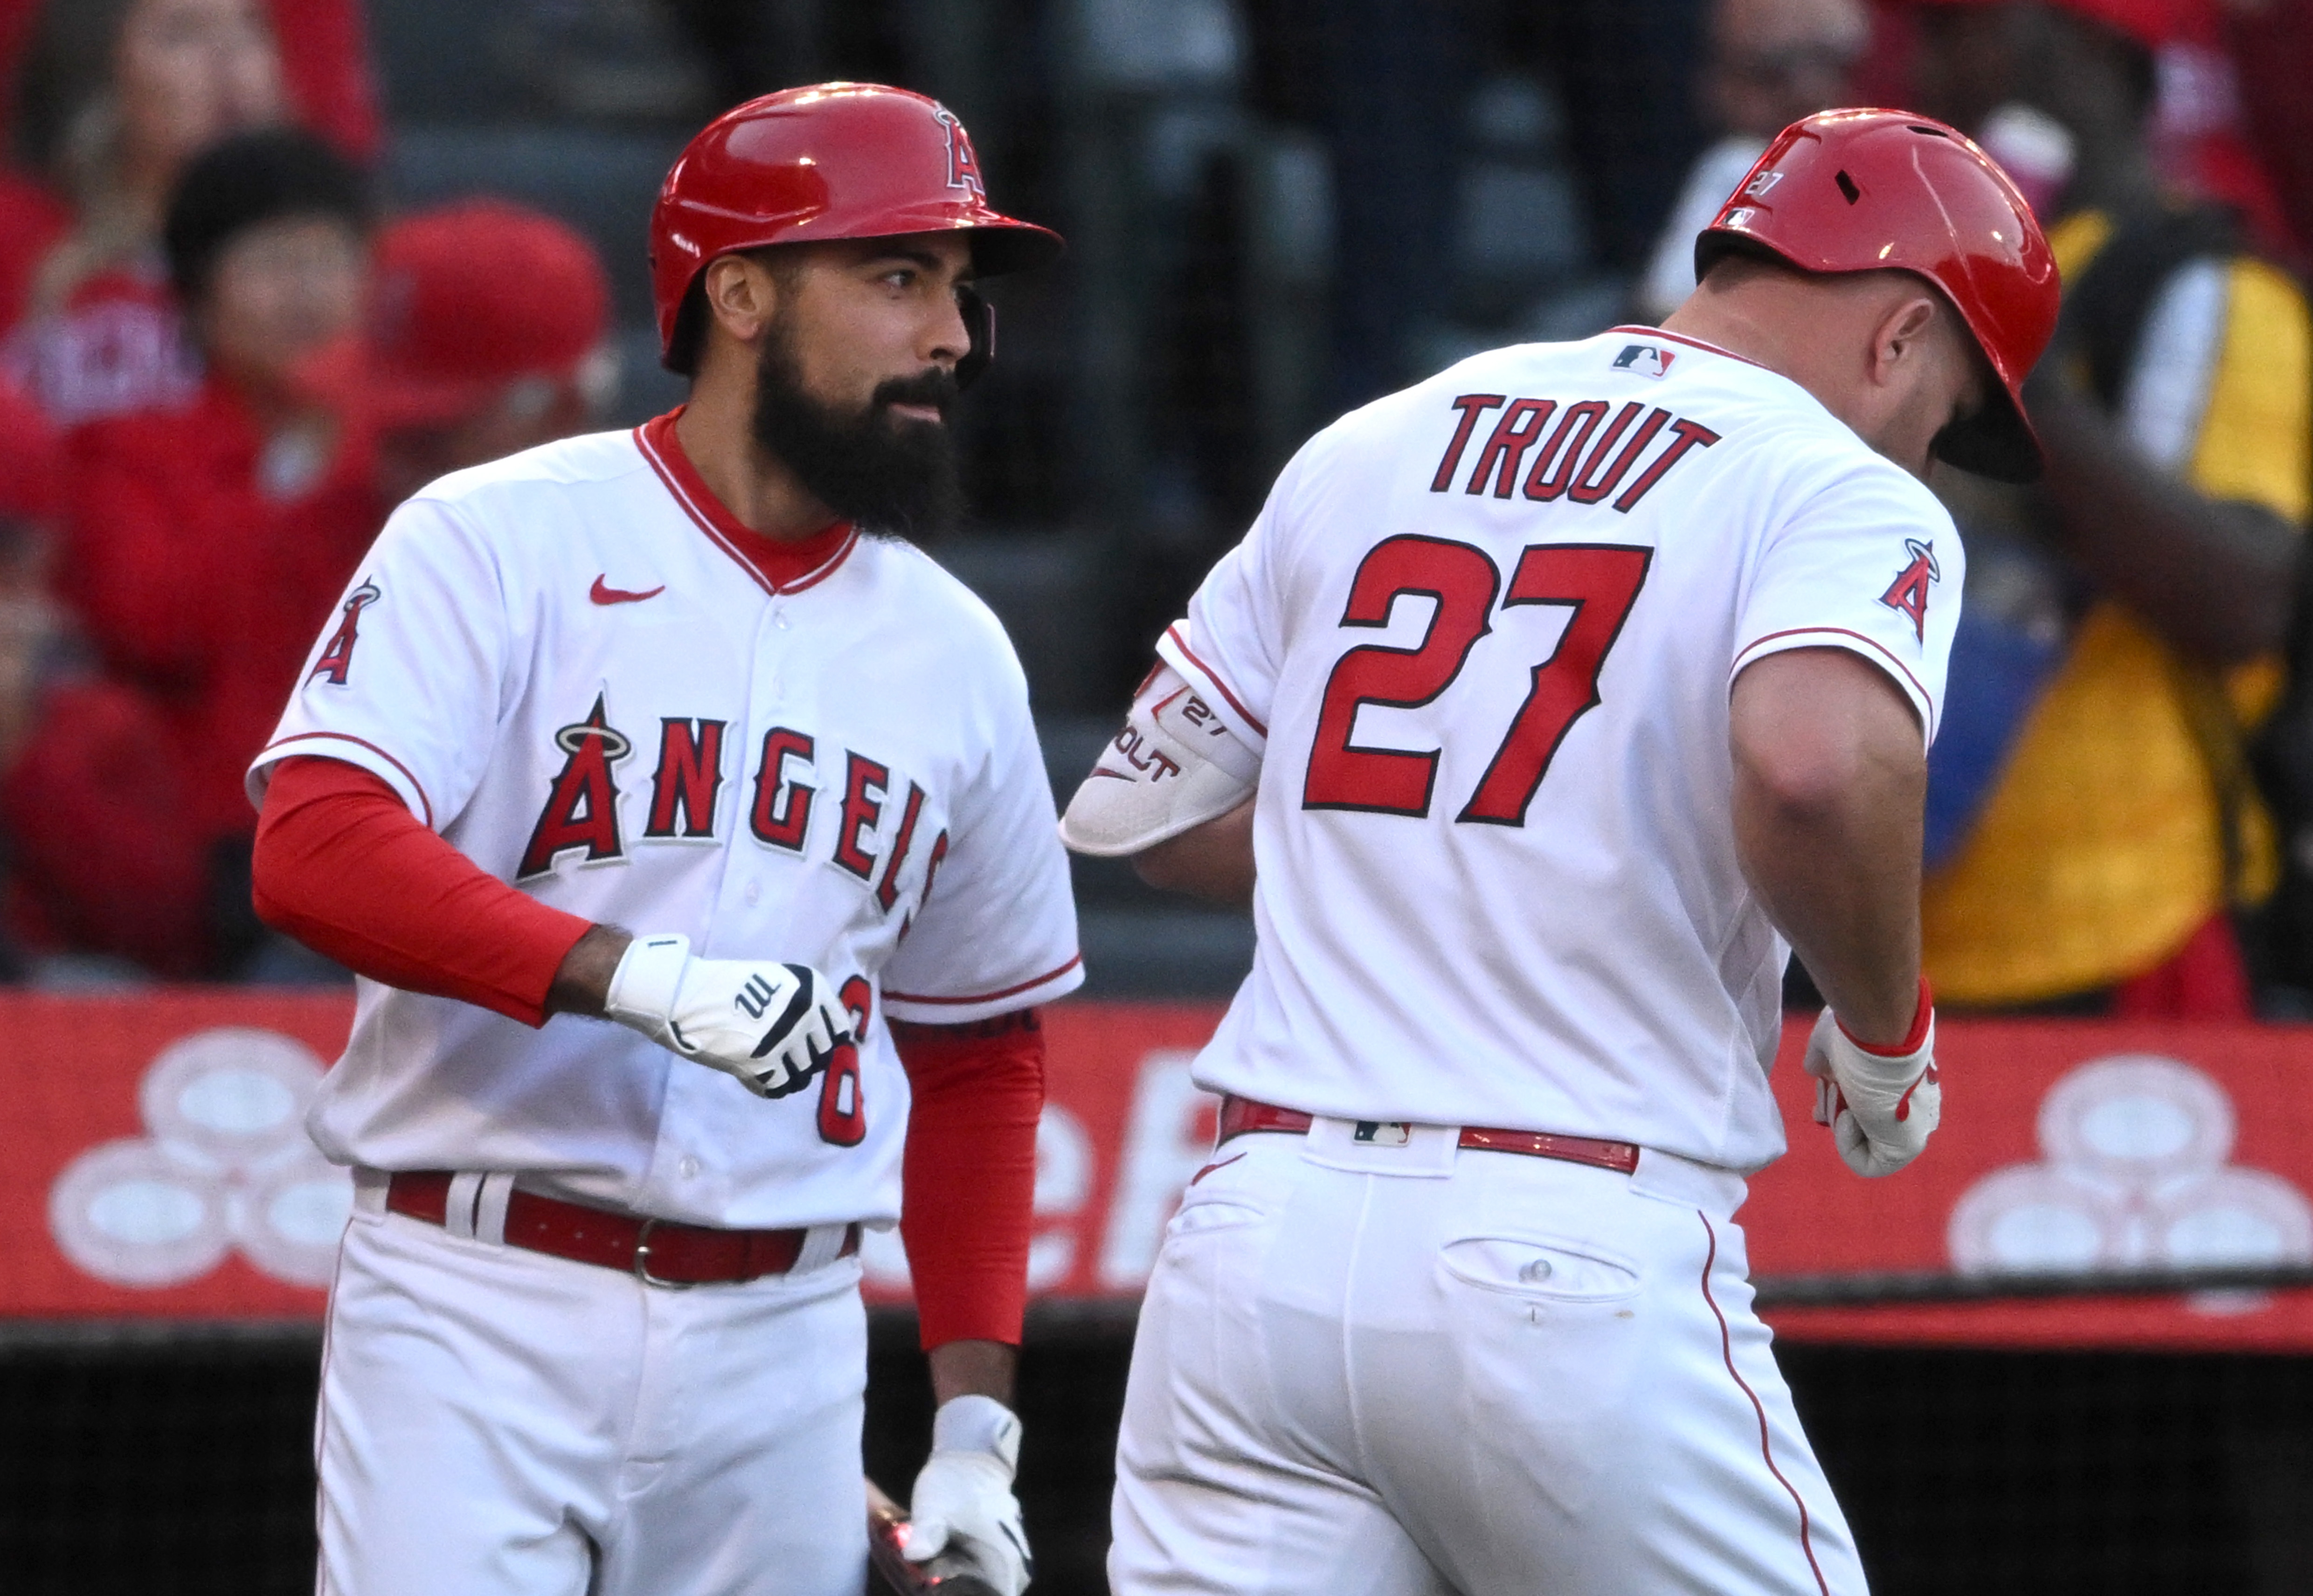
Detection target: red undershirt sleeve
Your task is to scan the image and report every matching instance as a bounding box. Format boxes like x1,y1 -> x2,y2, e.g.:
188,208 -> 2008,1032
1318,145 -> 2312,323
251,755 -> 593,1026
892,1008 -> 1046,1349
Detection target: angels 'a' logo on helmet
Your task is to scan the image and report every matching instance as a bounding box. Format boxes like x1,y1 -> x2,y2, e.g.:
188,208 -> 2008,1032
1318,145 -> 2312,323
1879,537 -> 1941,642
934,107 -> 985,198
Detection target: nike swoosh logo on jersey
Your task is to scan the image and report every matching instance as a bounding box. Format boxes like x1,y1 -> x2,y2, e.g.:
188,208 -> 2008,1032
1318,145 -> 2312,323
590,575 -> 666,605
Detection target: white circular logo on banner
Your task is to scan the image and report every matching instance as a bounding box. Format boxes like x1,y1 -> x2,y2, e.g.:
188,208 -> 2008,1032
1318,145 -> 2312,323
1949,1055 -> 2313,1296
49,1028 -> 350,1290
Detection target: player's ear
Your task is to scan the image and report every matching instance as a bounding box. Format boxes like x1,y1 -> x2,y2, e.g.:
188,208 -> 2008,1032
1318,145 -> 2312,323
1871,293 -> 1943,389
701,254 -> 780,349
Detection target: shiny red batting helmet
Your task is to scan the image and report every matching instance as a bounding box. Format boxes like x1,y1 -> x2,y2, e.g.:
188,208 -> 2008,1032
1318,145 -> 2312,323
1697,108 -> 2061,482
650,83 -> 1063,375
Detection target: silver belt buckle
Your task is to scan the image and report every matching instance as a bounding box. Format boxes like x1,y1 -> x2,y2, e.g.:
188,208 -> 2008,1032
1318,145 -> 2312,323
631,1217 -> 695,1290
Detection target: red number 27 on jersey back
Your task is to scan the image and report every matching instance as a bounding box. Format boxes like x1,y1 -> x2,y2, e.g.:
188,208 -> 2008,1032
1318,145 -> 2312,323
1302,535 -> 1652,826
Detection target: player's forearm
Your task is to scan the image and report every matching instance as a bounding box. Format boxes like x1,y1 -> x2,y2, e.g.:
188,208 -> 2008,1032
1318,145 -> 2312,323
927,1338 -> 1018,1407
545,923 -> 633,1017
1730,649 -> 1925,1044
1131,799 -> 1255,905
2029,384 -> 2298,663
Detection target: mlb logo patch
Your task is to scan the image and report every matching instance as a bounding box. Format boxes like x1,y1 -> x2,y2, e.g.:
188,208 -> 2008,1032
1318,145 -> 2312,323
1611,343 -> 1676,380
1352,1121 -> 1413,1147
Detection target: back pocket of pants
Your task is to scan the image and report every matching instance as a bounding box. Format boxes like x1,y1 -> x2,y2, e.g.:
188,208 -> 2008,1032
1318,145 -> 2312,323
1439,1234 -> 1642,1303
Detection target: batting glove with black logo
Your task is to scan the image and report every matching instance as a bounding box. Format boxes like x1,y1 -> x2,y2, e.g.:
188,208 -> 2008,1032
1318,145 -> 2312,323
1804,979 -> 1939,1178
605,933 -> 851,1098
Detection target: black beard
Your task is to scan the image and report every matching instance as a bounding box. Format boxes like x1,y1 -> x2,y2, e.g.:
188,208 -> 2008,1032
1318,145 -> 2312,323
749,325 -> 963,542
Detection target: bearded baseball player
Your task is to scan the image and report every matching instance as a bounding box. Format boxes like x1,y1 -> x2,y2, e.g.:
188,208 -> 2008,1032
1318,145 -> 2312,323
245,85 -> 1080,1596
1064,110 -> 2058,1595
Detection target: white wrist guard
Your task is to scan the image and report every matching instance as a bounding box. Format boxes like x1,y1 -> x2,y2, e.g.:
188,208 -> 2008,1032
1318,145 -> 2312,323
1060,663 -> 1260,856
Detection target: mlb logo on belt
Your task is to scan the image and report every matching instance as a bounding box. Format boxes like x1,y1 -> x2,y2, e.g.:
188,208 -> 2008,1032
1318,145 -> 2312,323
1353,1121 -> 1413,1147
1611,343 -> 1676,380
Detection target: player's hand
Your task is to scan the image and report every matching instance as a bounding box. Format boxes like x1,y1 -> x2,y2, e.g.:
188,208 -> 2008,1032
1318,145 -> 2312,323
603,933 -> 851,1099
905,1394 -> 1030,1596
1802,983 -> 1939,1178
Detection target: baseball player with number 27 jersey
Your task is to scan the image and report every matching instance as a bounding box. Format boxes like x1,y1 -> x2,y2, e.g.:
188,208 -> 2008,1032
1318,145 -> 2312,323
1066,111 -> 2059,1595
248,87 -> 1077,1596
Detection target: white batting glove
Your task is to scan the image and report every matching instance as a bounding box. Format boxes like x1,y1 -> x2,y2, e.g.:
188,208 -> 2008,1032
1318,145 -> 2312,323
905,1395 -> 1030,1596
604,933 -> 850,1099
1803,981 -> 1939,1178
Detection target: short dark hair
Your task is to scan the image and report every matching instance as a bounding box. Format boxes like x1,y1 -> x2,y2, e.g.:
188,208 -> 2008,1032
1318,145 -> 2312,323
163,128 -> 372,304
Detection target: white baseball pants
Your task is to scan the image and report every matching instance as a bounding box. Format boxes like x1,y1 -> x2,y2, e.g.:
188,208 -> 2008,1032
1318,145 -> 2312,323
315,1182 -> 870,1596
1110,1119 -> 1867,1596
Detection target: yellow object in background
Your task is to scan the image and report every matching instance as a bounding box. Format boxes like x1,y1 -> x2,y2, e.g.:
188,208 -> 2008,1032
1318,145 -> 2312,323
1922,217 -> 2309,1006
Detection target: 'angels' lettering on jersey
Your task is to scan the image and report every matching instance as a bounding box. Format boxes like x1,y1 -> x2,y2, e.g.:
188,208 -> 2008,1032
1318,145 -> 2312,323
1430,394 -> 1721,509
516,698 -> 948,929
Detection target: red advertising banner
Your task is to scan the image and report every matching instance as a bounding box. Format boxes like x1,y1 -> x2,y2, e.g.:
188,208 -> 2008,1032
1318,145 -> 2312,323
1746,1019 -> 2313,1352
8,993 -> 2313,1350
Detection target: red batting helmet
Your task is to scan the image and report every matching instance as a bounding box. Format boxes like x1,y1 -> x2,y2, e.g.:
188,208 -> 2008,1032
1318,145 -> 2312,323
650,83 -> 1063,375
1697,108 -> 2061,482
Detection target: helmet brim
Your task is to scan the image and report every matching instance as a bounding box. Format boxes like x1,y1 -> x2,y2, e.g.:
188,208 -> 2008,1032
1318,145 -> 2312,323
782,212 -> 1064,277
1933,383 -> 2043,484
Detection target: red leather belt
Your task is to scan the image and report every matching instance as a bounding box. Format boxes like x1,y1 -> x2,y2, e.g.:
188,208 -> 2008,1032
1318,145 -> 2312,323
1218,1095 -> 1641,1176
386,1171 -> 859,1287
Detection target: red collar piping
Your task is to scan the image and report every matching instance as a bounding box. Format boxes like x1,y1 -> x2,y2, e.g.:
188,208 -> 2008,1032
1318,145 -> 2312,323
1608,325 -> 1769,371
635,409 -> 859,597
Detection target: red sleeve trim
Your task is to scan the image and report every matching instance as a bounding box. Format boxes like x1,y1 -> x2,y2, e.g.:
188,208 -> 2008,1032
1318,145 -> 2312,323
883,953 -> 1083,1007
256,732 -> 436,827
1730,626 -> 1935,720
1164,623 -> 1269,738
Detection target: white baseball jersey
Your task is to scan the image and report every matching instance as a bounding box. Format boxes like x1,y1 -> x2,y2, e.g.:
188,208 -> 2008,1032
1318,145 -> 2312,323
1160,326 -> 1960,1172
250,413 -> 1083,1229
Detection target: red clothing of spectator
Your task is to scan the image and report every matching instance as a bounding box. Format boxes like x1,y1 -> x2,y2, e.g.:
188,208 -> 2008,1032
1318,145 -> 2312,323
2230,1 -> 2313,275
2,249 -> 199,427
0,0 -> 381,163
60,375 -> 382,847
0,166 -> 68,332
261,0 -> 382,164
0,677 -> 212,974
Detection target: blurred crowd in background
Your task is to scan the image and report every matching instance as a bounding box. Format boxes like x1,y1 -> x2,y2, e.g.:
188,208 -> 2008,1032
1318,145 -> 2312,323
1,0 -> 2311,1028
